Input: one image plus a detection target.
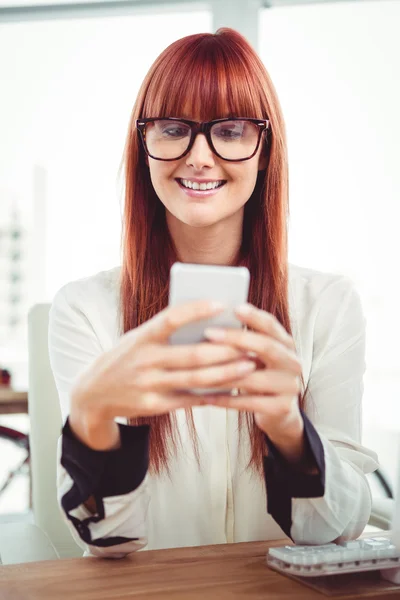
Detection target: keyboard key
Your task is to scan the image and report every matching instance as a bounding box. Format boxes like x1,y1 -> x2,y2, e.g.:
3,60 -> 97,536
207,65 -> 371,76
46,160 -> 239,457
377,545 -> 399,559
321,548 -> 345,564
372,537 -> 392,545
340,548 -> 362,562
361,539 -> 390,549
338,540 -> 363,550
358,546 -> 378,561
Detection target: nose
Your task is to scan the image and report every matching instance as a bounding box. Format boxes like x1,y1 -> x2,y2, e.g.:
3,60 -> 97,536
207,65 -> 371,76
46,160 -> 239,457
185,133 -> 215,170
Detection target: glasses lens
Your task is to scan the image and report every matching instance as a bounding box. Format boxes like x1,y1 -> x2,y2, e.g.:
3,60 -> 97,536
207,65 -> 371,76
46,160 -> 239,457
145,120 -> 191,159
211,120 -> 260,160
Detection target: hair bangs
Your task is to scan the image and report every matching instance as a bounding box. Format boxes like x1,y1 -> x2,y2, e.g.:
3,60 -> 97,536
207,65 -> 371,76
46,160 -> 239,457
141,33 -> 266,122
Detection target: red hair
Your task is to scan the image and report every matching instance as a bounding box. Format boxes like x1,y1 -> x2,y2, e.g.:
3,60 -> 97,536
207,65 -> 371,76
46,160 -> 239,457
120,28 -> 307,475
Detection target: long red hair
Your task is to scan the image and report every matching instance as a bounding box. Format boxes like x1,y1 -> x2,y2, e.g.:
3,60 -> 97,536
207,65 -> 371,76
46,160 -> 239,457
120,28 -> 306,475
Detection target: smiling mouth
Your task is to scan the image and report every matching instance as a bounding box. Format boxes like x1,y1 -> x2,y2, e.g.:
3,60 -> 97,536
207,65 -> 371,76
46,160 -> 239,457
176,178 -> 227,191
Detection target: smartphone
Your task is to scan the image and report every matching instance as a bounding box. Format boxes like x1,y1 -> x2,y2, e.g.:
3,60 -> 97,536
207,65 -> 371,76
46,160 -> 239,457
169,262 -> 250,344
168,262 -> 250,394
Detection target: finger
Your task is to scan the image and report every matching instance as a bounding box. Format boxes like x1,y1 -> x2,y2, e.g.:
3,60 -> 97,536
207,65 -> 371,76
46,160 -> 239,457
234,304 -> 295,349
134,360 -> 257,393
204,393 -> 289,413
134,343 -> 245,370
127,391 -> 210,418
222,369 -> 301,396
165,396 -> 207,411
139,300 -> 226,343
203,328 -> 302,374
141,391 -> 211,415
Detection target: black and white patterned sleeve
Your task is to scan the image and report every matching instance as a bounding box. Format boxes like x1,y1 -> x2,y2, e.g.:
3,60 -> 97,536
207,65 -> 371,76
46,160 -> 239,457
263,409 -> 325,540
49,282 -> 151,557
263,277 -> 379,544
57,419 -> 150,558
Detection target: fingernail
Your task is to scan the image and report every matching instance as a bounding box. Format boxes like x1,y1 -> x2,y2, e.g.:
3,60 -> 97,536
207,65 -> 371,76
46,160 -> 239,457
237,361 -> 256,374
209,301 -> 226,312
204,327 -> 226,340
235,303 -> 252,315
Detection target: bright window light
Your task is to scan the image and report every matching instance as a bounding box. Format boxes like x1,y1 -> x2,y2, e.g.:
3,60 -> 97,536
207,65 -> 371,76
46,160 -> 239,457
0,10 -> 212,386
260,0 -> 400,436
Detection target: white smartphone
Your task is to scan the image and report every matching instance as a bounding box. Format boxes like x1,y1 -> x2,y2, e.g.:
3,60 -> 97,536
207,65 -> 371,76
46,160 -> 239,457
169,262 -> 250,344
168,262 -> 250,394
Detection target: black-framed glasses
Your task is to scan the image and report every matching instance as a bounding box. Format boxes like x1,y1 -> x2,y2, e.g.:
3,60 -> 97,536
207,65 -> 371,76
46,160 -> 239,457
136,117 -> 270,162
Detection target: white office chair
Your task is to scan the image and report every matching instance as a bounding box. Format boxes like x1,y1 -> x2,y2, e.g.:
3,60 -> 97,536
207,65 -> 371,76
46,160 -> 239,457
27,303 -> 82,559
369,497 -> 395,530
0,303 -> 395,564
0,303 -> 82,564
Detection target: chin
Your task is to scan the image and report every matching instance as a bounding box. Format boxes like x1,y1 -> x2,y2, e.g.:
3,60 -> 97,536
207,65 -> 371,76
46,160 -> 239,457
182,215 -> 221,228
184,208 -> 231,228
170,203 -> 222,228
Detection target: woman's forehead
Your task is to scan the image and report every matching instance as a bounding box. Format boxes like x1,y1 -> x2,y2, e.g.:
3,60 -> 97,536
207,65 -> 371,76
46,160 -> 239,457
154,98 -> 244,121
168,110 -> 233,122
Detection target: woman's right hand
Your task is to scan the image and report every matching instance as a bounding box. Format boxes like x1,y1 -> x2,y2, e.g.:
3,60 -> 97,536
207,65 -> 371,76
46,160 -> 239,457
69,300 -> 256,450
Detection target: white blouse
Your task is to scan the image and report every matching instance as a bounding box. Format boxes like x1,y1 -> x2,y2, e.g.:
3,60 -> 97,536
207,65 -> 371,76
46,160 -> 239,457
48,263 -> 379,558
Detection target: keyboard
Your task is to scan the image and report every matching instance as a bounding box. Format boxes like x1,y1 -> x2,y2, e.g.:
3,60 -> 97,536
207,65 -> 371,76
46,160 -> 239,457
267,537 -> 400,579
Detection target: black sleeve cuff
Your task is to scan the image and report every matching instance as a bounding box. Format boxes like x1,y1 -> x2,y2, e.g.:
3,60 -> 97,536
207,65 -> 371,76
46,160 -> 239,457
59,418 -> 150,548
263,410 -> 325,539
61,417 -> 150,506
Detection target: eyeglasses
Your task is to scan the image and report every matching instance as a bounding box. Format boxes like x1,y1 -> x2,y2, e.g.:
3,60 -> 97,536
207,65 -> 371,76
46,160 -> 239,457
136,117 -> 270,162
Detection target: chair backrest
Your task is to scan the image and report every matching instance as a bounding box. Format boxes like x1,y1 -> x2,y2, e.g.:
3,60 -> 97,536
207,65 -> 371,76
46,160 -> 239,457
28,304 -> 82,559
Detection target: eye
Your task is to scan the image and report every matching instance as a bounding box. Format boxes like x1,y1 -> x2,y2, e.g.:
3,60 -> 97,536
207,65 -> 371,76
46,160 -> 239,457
160,123 -> 190,139
214,127 -> 239,139
212,121 -> 245,141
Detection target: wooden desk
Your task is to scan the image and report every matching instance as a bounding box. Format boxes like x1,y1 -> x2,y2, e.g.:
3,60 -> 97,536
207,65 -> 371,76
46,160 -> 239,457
0,540 -> 399,599
0,388 -> 28,415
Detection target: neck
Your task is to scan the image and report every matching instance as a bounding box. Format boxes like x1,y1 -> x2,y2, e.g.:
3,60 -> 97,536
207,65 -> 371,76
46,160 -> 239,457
166,209 -> 244,266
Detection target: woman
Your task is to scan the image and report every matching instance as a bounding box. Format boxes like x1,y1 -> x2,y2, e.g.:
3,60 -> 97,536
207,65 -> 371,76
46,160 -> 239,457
49,28 -> 378,558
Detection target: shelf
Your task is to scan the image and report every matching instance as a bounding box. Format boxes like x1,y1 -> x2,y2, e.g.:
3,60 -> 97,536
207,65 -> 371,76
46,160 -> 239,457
0,388 -> 28,414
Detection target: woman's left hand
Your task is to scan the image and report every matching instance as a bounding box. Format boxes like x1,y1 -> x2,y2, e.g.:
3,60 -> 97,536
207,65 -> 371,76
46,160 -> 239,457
203,303 -> 312,468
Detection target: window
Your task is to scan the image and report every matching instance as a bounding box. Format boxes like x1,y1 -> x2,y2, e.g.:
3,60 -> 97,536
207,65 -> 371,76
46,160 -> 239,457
260,1 -> 400,451
0,10 -> 212,387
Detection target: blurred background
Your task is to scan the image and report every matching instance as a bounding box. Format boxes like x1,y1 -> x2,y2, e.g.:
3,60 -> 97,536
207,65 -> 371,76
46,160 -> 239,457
0,0 -> 399,520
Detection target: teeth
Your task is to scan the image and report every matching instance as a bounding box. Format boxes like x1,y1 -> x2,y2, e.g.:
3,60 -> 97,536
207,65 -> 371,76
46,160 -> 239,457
180,179 -> 223,190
